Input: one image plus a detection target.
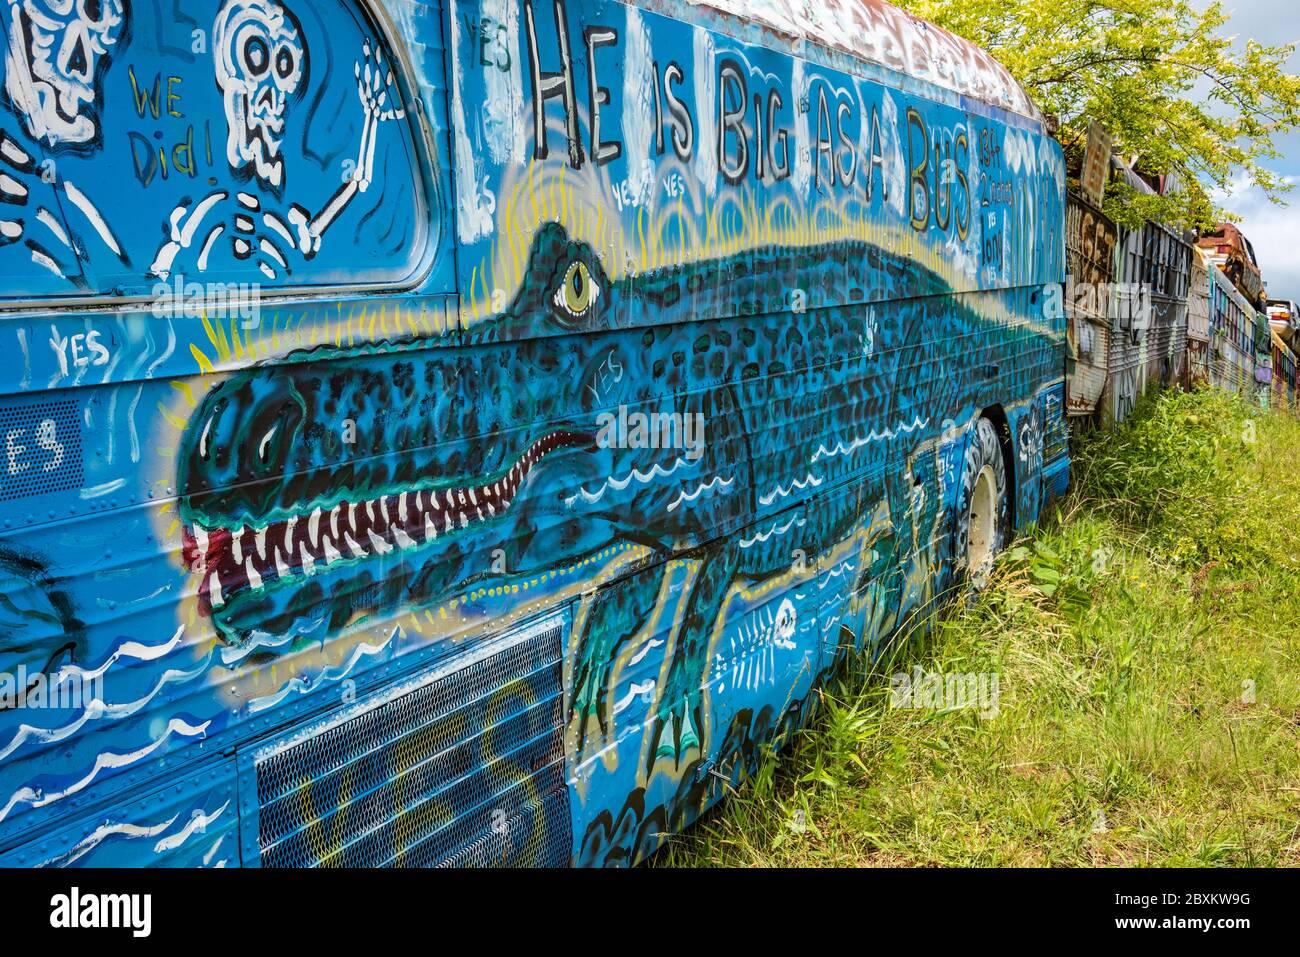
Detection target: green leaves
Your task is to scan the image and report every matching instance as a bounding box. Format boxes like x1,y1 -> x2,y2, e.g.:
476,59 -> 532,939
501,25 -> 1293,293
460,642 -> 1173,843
897,0 -> 1300,230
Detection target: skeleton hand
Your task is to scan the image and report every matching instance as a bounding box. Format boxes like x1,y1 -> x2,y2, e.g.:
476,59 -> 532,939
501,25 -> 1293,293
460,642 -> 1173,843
350,40 -> 404,194
355,39 -> 405,124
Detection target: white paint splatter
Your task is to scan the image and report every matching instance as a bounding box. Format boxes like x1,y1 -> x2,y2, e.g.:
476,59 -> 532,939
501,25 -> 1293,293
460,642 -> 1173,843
449,0 -> 497,243
480,0 -> 525,166
692,27 -> 717,195
622,6 -> 655,207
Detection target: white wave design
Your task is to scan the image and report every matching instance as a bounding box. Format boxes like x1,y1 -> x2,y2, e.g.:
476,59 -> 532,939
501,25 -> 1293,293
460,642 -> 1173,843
629,638 -> 663,666
666,475 -> 734,512
564,456 -> 697,507
758,473 -> 823,507
739,514 -> 806,549
218,627 -> 299,667
245,630 -> 397,715
613,680 -> 656,716
0,718 -> 211,824
817,560 -> 857,589
203,835 -> 226,867
0,654 -> 212,763
39,814 -> 180,867
55,625 -> 187,685
154,801 -> 230,853
810,416 -> 930,463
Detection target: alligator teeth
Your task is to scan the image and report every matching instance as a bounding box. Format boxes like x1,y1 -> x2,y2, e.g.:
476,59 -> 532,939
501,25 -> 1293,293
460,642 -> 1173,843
323,538 -> 342,565
414,490 -> 424,511
330,504 -> 341,539
344,532 -> 366,558
457,489 -> 467,507
208,570 -> 224,608
347,501 -> 357,532
392,525 -> 416,549
231,526 -> 244,565
365,500 -> 376,524
246,558 -> 263,590
486,502 -> 495,517
458,512 -> 469,529
286,515 -> 298,542
308,508 -> 322,548
366,528 -> 393,555
256,526 -> 269,561
468,488 -> 477,506
424,514 -> 437,542
443,513 -> 453,534
300,544 -> 316,576
398,492 -> 408,524
275,549 -> 291,580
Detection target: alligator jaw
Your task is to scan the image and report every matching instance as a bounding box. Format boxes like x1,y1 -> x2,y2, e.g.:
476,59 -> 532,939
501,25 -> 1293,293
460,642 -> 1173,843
181,429 -> 592,618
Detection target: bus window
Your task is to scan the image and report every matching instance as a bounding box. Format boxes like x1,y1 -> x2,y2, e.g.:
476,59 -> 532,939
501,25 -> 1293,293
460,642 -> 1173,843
0,0 -> 432,304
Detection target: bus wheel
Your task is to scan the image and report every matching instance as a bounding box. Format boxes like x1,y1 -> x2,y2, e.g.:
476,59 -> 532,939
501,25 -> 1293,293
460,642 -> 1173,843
955,417 -> 1009,589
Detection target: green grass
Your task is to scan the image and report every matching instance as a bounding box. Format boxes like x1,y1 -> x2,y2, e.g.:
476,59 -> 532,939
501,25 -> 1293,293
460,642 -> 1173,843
657,387 -> 1300,867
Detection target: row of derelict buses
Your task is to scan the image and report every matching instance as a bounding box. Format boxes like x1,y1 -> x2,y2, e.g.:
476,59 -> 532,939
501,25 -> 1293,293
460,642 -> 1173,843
1066,165 -> 1297,423
0,0 -> 1261,871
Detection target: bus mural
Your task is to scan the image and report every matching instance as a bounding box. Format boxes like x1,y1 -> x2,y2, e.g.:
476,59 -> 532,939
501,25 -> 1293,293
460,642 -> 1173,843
0,0 -> 1066,867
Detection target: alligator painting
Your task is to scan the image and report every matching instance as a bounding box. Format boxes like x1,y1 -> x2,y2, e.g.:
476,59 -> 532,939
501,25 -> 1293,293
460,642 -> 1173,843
176,221 -> 1049,767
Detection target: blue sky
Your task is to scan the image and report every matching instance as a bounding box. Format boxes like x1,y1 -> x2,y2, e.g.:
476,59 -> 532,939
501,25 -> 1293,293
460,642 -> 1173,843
1202,0 -> 1300,301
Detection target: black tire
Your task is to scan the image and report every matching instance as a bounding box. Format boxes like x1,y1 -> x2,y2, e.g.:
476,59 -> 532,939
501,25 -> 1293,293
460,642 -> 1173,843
953,417 -> 1009,587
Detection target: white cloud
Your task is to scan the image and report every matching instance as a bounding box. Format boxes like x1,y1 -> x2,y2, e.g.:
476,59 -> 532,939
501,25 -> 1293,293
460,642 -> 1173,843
1210,171 -> 1300,301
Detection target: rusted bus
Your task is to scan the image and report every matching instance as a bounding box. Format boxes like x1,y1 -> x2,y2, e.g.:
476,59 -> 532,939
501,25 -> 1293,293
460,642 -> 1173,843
1101,219 -> 1193,424
1254,311 -> 1276,407
1209,265 -> 1259,397
1064,193 -> 1117,418
1186,251 -> 1212,387
1270,329 -> 1299,410
1198,223 -> 1266,311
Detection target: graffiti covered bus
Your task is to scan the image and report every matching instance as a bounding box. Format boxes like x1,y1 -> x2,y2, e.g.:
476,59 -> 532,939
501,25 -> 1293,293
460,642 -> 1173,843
0,0 -> 1065,867
1208,262 -> 1261,397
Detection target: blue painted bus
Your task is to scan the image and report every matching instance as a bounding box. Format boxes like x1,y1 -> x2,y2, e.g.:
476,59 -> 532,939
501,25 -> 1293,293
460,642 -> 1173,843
0,0 -> 1065,867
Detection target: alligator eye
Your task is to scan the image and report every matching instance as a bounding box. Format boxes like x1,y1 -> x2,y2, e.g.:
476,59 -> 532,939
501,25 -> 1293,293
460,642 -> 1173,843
553,261 -> 600,319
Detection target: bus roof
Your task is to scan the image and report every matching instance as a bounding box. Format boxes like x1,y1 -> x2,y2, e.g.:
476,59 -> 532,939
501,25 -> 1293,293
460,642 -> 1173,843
674,0 -> 1043,122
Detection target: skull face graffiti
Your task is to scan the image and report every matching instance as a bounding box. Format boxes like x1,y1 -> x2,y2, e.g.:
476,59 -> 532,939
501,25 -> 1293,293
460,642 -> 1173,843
213,0 -> 305,188
3,0 -> 127,146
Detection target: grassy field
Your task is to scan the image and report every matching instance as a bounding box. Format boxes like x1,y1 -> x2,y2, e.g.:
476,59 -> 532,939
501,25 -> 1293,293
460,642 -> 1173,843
658,387 -> 1300,867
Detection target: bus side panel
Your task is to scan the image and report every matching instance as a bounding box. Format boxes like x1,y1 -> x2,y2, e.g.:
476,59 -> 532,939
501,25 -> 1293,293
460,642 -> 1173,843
0,0 -> 1068,869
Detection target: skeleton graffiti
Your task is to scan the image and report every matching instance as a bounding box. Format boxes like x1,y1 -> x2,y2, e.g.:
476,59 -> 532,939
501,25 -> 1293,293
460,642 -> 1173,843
0,0 -> 128,292
150,0 -> 405,281
3,0 -> 127,147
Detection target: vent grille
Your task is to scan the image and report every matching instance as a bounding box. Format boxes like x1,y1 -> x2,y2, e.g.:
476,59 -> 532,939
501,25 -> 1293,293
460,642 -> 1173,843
0,399 -> 82,502
254,621 -> 571,867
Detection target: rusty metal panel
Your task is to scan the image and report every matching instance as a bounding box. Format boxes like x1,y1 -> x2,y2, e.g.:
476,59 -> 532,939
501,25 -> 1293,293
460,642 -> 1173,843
1064,194 -> 1116,417
1101,220 -> 1191,424
1186,256 -> 1211,386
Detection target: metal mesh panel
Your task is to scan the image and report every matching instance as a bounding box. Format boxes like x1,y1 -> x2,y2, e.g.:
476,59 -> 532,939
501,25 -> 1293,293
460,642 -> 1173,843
0,399 -> 82,502
255,621 -> 571,867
